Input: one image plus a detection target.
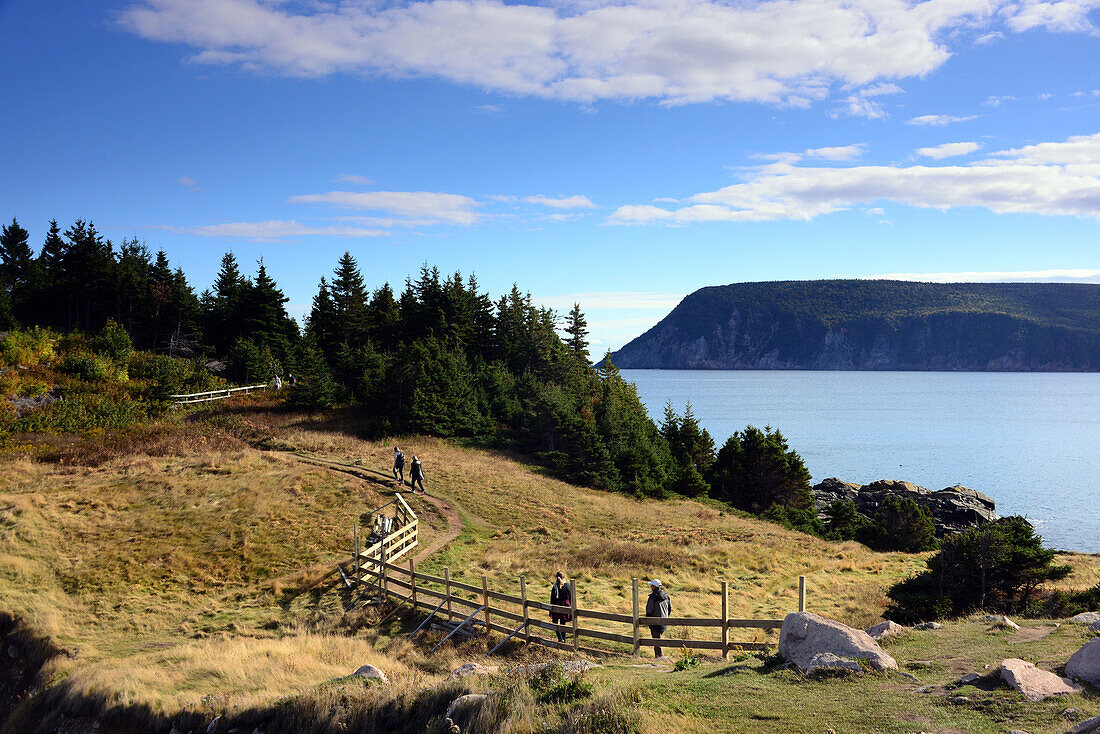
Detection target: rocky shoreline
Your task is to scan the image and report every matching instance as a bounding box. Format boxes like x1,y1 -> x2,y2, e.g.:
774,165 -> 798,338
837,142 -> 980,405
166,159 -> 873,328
811,477 -> 999,536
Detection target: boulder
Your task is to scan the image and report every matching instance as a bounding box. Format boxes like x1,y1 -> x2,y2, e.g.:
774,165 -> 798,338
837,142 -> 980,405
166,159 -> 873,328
1065,638 -> 1100,687
811,478 -> 998,536
1070,717 -> 1100,734
913,622 -> 943,631
779,612 -> 897,673
983,614 -> 1020,630
445,693 -> 487,721
449,662 -> 499,679
1070,612 -> 1100,625
804,652 -> 863,675
1090,621 -> 1100,634
956,672 -> 981,686
866,620 -> 906,641
1000,658 -> 1082,702
352,664 -> 389,684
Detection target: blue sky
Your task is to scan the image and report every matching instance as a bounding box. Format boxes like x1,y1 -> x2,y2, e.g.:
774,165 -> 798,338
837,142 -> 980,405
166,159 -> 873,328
2,0 -> 1099,351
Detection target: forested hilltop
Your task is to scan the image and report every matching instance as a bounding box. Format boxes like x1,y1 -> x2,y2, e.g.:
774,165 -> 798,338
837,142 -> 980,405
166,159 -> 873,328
611,280 -> 1100,371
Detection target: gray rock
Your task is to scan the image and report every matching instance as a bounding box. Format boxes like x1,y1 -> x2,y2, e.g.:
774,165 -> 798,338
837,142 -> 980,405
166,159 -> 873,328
6,644 -> 17,659
913,685 -> 934,694
811,478 -> 998,536
1007,730 -> 1031,734
352,664 -> 389,684
779,612 -> 897,673
983,614 -> 1020,630
1065,638 -> 1100,687
1070,612 -> 1100,625
1070,716 -> 1100,734
1000,658 -> 1082,702
956,672 -> 981,685
508,660 -> 601,676
1063,708 -> 1084,720
913,622 -> 943,631
1090,621 -> 1100,634
449,662 -> 499,679
866,620 -> 907,641
950,696 -> 971,705
897,671 -> 921,682
445,693 -> 488,721
804,652 -> 864,675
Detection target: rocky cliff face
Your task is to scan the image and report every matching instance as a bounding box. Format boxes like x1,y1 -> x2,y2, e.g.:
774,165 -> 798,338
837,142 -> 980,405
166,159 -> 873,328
610,281 -> 1100,371
811,477 -> 998,536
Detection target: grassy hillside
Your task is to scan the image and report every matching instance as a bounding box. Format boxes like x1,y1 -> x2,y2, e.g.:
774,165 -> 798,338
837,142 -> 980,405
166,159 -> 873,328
2,402 -> 1098,732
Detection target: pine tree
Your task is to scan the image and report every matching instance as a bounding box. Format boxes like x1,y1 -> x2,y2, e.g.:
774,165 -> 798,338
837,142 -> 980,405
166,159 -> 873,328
564,303 -> 590,363
62,219 -> 115,330
366,282 -> 401,350
307,276 -> 339,364
329,252 -> 370,349
205,252 -> 247,353
36,220 -> 68,329
0,217 -> 36,323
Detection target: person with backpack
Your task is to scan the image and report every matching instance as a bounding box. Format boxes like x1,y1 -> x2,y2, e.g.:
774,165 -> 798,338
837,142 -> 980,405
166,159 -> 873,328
392,447 -> 405,485
645,578 -> 672,658
409,456 -> 426,494
549,571 -> 573,643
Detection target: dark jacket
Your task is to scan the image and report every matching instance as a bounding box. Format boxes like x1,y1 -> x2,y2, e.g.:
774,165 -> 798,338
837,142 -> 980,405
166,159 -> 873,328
410,459 -> 423,480
394,451 -> 404,469
645,588 -> 672,633
550,581 -> 573,623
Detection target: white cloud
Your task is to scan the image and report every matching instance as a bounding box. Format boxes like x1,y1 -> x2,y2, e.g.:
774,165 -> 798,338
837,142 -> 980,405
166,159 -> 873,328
915,141 -> 982,159
118,0 -> 1100,107
906,113 -> 980,126
290,190 -> 483,225
805,144 -> 868,161
178,175 -> 198,189
974,30 -> 1005,43
176,220 -> 389,241
984,94 -> 1016,106
608,131 -> 1100,224
474,104 -> 506,113
335,173 -> 374,185
523,194 -> 597,209
1072,90 -> 1100,97
867,269 -> 1100,283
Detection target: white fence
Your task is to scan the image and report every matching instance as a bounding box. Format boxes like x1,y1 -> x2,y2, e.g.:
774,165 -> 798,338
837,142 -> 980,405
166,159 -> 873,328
170,384 -> 268,405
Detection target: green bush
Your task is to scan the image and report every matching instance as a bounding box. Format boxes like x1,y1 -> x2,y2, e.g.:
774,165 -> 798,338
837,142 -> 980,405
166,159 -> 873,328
885,516 -> 1072,623
128,352 -> 219,400
11,393 -> 147,433
58,351 -> 113,382
92,319 -> 133,362
529,662 -> 594,704
827,497 -> 938,553
0,328 -> 55,368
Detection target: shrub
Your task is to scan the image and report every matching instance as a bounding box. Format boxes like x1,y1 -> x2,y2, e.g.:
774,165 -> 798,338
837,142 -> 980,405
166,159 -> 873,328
529,662 -> 594,705
712,425 -> 814,515
673,650 -> 700,671
92,319 -> 133,362
828,497 -> 938,553
11,393 -> 147,433
58,351 -> 113,382
885,516 -> 1072,623
0,328 -> 55,367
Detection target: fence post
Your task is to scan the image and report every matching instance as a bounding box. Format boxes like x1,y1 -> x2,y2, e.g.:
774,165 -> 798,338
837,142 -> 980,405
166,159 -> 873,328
380,534 -> 388,599
353,523 -> 360,587
721,580 -> 729,661
799,576 -> 806,612
482,575 -> 491,636
445,567 -> 453,622
631,578 -> 640,657
520,576 -> 530,645
571,579 -> 579,652
410,557 -> 417,609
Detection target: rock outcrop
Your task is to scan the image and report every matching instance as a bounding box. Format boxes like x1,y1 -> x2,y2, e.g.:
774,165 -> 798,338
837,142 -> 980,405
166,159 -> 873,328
1000,658 -> 1082,701
1071,715 -> 1100,734
1066,638 -> 1100,687
352,664 -> 389,684
779,612 -> 897,673
811,477 -> 998,536
1070,612 -> 1100,625
449,662 -> 499,679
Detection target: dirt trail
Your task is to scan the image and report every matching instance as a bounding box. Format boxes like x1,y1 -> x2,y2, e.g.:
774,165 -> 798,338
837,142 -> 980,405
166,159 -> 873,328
282,451 -> 462,564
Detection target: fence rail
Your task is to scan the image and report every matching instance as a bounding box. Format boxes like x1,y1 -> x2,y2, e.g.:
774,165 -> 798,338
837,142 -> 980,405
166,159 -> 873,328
171,384 -> 268,405
345,491 -> 804,658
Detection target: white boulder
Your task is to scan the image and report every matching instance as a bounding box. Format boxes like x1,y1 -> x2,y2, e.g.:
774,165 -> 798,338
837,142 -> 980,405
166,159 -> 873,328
983,614 -> 1020,630
779,612 -> 897,673
913,622 -> 943,631
449,662 -> 499,679
804,652 -> 863,675
352,664 -> 389,684
866,620 -> 907,641
1065,638 -> 1100,688
445,693 -> 488,721
1070,612 -> 1100,625
999,658 -> 1081,702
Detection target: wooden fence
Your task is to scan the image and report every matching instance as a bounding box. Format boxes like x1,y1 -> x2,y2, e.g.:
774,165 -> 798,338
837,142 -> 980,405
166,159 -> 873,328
347,499 -> 805,659
171,384 -> 268,405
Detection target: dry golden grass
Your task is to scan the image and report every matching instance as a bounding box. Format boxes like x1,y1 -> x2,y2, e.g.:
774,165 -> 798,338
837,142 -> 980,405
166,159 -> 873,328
3,401 -> 1098,731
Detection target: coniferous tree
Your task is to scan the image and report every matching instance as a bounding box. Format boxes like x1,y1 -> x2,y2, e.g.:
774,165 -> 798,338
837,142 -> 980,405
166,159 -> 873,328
62,219 -> 115,330
366,282 -> 401,349
564,303 -> 590,363
0,218 -> 36,324
204,252 -> 247,354
307,276 -> 339,364
329,252 -> 370,350
115,238 -> 153,345
37,220 -> 68,328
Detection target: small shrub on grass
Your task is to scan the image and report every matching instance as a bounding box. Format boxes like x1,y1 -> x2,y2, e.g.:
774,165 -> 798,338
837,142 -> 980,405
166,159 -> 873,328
58,351 -> 113,382
529,661 -> 594,704
0,328 -> 54,367
673,650 -> 700,671
92,319 -> 133,362
555,691 -> 641,734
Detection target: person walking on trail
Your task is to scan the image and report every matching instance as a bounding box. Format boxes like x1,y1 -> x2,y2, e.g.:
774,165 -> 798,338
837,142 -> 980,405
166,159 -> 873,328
550,571 -> 573,643
409,455 -> 426,494
645,578 -> 672,658
392,447 -> 405,485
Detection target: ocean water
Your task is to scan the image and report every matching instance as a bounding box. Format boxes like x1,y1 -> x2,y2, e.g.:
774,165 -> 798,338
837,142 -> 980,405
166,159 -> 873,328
622,369 -> 1100,553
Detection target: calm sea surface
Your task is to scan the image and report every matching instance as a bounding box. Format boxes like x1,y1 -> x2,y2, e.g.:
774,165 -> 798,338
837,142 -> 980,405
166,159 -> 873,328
622,370 -> 1100,553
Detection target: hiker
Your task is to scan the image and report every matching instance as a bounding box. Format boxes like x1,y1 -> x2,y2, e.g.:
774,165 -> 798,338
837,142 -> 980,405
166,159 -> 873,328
392,446 -> 405,485
287,373 -> 296,386
409,455 -> 426,494
550,571 -> 573,643
272,375 -> 282,391
645,578 -> 672,658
